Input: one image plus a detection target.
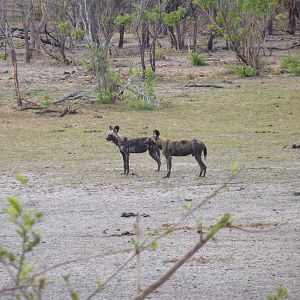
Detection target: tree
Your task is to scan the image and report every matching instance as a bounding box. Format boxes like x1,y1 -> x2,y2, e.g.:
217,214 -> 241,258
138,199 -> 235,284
76,0 -> 121,103
195,0 -> 279,75
0,1 -> 23,108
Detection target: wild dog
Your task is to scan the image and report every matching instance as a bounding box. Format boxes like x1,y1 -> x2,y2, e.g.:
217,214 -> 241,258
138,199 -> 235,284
106,125 -> 161,175
145,129 -> 207,178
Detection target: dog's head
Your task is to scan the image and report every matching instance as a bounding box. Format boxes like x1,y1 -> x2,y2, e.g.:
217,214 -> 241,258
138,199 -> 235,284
144,129 -> 160,146
106,125 -> 119,141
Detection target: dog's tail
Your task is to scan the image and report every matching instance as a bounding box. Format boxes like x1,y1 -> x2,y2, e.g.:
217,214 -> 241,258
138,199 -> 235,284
203,144 -> 207,160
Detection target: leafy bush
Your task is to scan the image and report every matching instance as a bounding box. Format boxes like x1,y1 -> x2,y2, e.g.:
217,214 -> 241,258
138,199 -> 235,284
80,58 -> 93,71
156,46 -> 166,60
96,70 -> 121,104
231,65 -> 256,78
280,56 -> 300,75
42,94 -> 52,108
127,99 -> 158,111
188,51 -> 207,66
114,13 -> 132,26
145,67 -> 156,97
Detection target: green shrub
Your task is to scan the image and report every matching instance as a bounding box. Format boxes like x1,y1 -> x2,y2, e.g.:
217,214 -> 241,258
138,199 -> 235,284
96,89 -> 114,104
96,70 -> 121,104
156,46 -> 166,60
280,55 -> 300,75
80,58 -> 93,71
145,67 -> 156,97
188,51 -> 207,66
42,94 -> 52,108
231,65 -> 256,77
127,99 -> 158,111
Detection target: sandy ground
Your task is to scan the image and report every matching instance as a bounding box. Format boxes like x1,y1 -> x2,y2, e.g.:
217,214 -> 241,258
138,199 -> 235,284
1,157 -> 300,299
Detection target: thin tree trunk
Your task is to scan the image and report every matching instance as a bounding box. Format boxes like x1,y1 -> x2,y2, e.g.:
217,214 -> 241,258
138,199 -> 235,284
11,48 -> 22,108
118,24 -> 125,48
24,24 -> 31,63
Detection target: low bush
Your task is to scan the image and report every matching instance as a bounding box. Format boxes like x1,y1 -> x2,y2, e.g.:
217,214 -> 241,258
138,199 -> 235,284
188,51 -> 207,66
280,56 -> 300,75
231,65 -> 256,78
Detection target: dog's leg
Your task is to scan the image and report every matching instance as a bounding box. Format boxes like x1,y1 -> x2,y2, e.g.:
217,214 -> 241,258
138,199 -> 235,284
148,147 -> 161,171
125,152 -> 130,175
163,156 -> 172,178
195,154 -> 207,177
121,152 -> 126,175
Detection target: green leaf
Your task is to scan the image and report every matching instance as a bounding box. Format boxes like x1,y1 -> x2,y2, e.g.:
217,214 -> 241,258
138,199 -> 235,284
184,202 -> 193,210
15,173 -> 27,186
150,240 -> 159,250
163,227 -> 175,235
231,162 -> 239,172
71,291 -> 80,300
114,14 -> 132,26
20,263 -> 33,279
207,214 -> 232,238
0,247 -> 16,263
277,286 -> 287,298
7,196 -> 22,217
26,232 -> 41,251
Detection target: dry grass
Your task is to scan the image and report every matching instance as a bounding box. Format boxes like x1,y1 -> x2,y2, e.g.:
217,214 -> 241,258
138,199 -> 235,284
1,45 -> 300,185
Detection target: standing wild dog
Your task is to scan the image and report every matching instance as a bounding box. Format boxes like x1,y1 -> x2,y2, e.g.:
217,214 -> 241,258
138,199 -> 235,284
145,129 -> 207,178
106,125 -> 161,174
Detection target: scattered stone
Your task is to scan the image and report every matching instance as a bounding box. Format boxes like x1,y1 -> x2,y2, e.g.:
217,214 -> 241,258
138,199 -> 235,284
121,212 -> 150,218
141,213 -> 150,218
84,129 -> 102,133
121,212 -> 136,218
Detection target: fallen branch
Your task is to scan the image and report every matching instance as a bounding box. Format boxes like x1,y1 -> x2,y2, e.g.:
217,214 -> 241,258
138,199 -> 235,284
267,44 -> 300,51
19,100 -> 42,111
184,81 -> 223,88
53,91 -> 83,105
35,107 -> 79,117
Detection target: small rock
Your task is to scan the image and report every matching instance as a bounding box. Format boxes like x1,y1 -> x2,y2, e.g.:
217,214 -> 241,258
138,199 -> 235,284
121,212 -> 136,218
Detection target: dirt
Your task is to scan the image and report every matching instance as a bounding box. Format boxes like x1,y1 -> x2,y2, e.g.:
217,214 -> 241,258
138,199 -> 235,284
0,162 -> 300,300
1,32 -> 300,300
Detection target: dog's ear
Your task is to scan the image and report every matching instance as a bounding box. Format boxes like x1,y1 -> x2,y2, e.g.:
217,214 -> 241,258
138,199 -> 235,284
153,129 -> 160,138
114,126 -> 120,133
109,125 -> 113,131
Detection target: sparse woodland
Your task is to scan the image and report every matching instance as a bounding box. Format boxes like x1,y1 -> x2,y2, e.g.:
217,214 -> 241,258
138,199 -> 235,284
0,0 -> 299,109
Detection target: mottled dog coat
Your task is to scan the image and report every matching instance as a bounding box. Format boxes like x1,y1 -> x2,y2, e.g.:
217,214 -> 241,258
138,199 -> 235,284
106,125 -> 161,174
145,129 -> 207,178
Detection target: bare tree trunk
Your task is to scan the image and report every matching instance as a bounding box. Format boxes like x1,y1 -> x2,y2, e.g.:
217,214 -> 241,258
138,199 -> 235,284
168,26 -> 177,49
190,0 -> 198,51
142,23 -> 150,48
267,17 -> 273,35
11,47 -> 23,108
118,24 -> 125,48
24,24 -> 31,63
207,31 -> 215,51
